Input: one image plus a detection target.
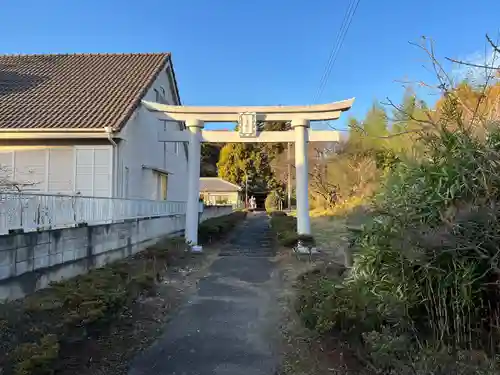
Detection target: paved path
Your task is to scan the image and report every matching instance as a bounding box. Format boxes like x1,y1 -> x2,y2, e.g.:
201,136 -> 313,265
128,212 -> 282,375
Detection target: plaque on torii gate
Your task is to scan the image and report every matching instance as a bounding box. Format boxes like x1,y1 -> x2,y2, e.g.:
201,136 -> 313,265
239,112 -> 257,138
142,98 -> 354,252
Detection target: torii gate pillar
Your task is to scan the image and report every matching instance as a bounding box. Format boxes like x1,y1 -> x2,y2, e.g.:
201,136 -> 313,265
142,98 -> 354,252
185,119 -> 204,252
292,119 -> 311,235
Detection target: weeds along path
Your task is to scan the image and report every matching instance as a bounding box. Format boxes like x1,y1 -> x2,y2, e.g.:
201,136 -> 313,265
276,210 -> 370,375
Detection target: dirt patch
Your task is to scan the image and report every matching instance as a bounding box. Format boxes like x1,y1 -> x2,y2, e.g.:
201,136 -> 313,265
0,237 -> 220,375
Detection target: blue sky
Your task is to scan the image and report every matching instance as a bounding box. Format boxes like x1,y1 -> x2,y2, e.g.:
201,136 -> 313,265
1,0 -> 499,131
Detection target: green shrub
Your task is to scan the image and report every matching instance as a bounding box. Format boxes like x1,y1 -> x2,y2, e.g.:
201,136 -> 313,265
269,214 -> 316,248
269,214 -> 304,248
295,114 -> 500,371
297,125 -> 500,349
347,128 -> 500,349
278,232 -> 300,247
129,273 -> 156,292
362,330 -> 499,375
265,191 -> 282,212
4,235 -> 187,373
296,273 -> 395,335
12,334 -> 59,375
198,211 -> 247,244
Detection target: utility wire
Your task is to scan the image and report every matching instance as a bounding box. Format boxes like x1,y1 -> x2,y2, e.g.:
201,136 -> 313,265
314,0 -> 355,102
313,0 -> 360,104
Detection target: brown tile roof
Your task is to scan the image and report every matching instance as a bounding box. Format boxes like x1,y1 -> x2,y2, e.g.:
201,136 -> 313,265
0,53 -> 172,130
200,177 -> 242,192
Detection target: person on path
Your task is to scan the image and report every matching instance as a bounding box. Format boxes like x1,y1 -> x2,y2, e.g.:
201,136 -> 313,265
250,196 -> 256,210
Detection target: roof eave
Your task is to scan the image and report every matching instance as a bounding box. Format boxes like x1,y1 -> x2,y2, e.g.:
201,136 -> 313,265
0,128 -> 114,139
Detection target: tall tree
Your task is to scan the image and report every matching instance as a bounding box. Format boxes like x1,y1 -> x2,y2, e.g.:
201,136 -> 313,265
346,116 -> 364,152
217,143 -> 278,194
362,102 -> 389,150
201,143 -> 221,177
390,90 -> 420,153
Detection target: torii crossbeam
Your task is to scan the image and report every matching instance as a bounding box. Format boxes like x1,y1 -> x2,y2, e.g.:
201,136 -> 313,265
143,98 -> 354,252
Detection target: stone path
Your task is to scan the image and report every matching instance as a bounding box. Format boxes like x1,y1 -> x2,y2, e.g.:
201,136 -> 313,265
128,212 -> 282,375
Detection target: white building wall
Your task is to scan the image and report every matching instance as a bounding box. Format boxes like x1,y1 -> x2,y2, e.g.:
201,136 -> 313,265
0,145 -> 112,197
0,66 -> 187,202
48,148 -> 74,194
116,66 -> 188,202
74,146 -> 113,197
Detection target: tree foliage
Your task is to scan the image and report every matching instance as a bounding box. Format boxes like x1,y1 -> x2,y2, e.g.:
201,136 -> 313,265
297,35 -> 500,374
217,122 -> 289,196
201,144 -> 221,177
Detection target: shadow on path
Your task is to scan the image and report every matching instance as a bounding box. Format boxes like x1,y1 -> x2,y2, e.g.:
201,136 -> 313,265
128,212 -> 282,375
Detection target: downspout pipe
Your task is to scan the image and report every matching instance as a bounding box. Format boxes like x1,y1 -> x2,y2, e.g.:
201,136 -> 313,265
104,126 -> 118,197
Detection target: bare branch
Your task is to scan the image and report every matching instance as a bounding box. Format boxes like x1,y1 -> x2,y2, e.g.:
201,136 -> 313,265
486,34 -> 500,54
0,165 -> 39,192
394,78 -> 441,91
445,57 -> 500,70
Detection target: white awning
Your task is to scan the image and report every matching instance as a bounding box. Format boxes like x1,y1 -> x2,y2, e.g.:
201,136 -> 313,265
141,165 -> 173,175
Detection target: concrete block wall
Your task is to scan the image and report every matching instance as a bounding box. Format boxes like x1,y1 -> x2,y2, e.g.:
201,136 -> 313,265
0,205 -> 234,300
200,205 -> 233,221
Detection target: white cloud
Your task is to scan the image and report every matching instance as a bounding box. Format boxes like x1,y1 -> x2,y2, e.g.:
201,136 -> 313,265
451,47 -> 500,85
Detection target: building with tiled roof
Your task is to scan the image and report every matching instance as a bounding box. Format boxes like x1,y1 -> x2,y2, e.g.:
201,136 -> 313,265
199,177 -> 242,206
0,53 -> 187,201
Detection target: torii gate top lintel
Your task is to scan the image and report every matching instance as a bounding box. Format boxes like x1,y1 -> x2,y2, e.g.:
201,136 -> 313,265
142,98 -> 355,122
144,98 -> 355,251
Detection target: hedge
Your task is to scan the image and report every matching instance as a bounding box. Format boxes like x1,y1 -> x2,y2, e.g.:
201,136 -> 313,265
268,211 -> 315,248
197,210 -> 247,244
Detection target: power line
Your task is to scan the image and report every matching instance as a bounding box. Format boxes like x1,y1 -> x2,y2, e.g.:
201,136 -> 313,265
313,0 -> 361,104
314,0 -> 356,102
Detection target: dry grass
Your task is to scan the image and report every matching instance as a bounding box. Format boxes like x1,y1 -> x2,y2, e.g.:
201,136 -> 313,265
310,201 -> 372,266
310,215 -> 349,265
278,205 -> 372,375
310,195 -> 370,219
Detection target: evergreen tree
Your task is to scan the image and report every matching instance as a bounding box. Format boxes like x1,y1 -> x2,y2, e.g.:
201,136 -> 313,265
217,122 -> 289,196
362,102 -> 389,150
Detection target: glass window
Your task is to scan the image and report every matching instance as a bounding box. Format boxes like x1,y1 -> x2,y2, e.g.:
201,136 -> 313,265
160,174 -> 168,200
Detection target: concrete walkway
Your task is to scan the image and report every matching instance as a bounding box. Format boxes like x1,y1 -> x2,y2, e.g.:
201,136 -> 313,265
128,212 -> 282,375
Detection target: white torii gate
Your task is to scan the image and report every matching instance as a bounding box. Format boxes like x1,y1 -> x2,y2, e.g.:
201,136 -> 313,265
142,98 -> 354,251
